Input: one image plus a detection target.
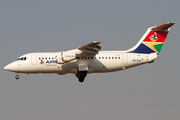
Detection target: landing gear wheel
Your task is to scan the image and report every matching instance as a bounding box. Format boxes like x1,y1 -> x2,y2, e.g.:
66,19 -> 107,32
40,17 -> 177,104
79,77 -> 85,82
76,71 -> 87,83
15,75 -> 19,80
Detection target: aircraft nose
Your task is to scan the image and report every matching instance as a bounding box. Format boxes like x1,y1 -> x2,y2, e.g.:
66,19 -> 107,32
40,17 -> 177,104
4,61 -> 19,72
4,64 -> 11,71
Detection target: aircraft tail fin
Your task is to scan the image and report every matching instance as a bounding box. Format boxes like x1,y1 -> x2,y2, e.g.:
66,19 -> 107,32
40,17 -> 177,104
128,23 -> 175,54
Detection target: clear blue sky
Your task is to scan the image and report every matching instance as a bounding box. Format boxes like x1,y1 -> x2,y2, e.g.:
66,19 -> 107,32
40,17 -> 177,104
0,0 -> 180,120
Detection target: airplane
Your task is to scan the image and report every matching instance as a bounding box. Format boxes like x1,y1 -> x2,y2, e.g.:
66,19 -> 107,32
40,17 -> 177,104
4,22 -> 174,82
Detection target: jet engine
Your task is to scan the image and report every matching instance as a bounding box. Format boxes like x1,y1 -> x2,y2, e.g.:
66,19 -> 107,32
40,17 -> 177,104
56,52 -> 76,64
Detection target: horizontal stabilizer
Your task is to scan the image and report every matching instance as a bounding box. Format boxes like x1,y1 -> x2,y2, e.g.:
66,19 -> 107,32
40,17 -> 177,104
152,22 -> 175,31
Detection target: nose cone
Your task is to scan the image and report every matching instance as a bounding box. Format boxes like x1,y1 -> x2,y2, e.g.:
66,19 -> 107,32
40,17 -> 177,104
4,64 -> 11,71
4,61 -> 19,72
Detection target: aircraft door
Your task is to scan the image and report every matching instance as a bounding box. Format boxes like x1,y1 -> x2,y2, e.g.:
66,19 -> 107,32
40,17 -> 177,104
122,53 -> 128,64
31,54 -> 37,65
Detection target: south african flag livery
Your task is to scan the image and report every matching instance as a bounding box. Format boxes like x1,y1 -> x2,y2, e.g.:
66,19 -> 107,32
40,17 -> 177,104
142,31 -> 168,53
129,23 -> 174,54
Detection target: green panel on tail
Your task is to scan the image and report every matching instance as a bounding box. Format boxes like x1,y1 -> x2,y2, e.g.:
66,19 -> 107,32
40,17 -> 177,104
153,43 -> 164,53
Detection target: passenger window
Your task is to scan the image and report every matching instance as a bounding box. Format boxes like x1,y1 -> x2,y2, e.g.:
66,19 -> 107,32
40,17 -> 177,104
39,57 -> 41,60
102,57 -> 104,59
99,57 -> 101,59
52,57 -> 54,59
112,57 -> 114,59
118,57 -> 120,59
109,57 -> 111,59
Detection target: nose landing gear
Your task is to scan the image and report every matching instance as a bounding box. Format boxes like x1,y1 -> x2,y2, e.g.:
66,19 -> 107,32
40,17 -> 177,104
15,73 -> 19,80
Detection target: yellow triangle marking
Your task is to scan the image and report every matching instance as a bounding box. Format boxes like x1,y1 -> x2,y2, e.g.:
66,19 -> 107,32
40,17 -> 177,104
143,42 -> 163,53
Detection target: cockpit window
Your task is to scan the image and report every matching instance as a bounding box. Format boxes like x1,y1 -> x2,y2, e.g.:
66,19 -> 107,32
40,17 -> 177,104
17,57 -> 27,61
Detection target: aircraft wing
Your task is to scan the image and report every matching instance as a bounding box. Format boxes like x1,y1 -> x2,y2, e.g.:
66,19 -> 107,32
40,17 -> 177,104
76,41 -> 102,55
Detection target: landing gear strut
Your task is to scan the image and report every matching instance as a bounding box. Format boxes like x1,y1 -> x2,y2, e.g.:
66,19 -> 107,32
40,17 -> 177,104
15,73 -> 19,80
76,71 -> 87,82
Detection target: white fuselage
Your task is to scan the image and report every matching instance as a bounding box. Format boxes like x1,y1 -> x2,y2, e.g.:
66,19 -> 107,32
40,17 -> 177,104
3,23 -> 174,82
4,51 -> 158,75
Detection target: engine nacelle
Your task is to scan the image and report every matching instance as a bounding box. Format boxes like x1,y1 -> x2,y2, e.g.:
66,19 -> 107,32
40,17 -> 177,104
63,53 -> 76,62
56,52 -> 76,64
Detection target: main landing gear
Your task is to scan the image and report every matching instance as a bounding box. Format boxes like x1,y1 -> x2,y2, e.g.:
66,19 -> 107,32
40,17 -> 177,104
15,73 -> 19,80
76,71 -> 87,82
76,65 -> 88,82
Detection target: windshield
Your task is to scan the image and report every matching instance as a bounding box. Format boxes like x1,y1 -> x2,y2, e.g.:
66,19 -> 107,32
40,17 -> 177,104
17,57 -> 27,61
